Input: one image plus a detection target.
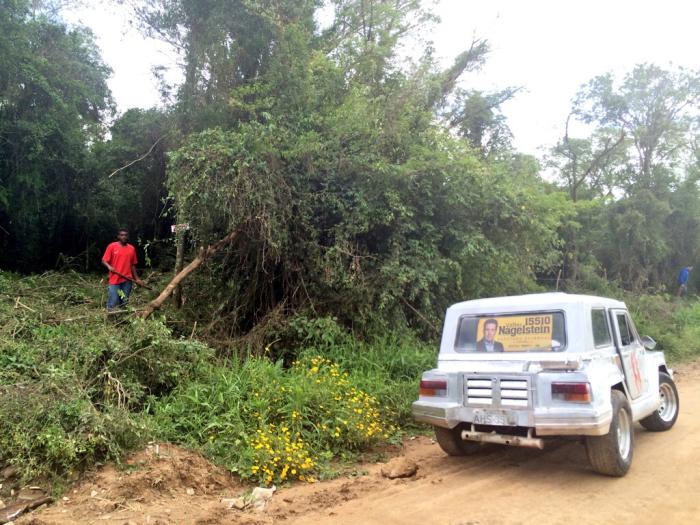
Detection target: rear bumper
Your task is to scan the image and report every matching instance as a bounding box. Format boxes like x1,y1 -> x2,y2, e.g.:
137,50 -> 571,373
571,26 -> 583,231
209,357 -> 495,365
411,401 -> 458,428
412,401 -> 611,436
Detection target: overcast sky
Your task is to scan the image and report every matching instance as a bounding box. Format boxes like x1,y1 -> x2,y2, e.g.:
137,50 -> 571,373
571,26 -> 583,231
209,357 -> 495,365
67,0 -> 700,156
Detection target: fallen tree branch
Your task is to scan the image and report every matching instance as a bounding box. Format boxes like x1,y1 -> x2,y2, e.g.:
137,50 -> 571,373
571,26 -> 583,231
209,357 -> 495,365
0,496 -> 53,524
14,297 -> 36,312
400,296 -> 440,335
140,230 -> 240,319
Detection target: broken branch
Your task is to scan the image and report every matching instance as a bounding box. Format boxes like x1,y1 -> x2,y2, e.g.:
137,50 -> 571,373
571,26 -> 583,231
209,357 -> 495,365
140,230 -> 239,319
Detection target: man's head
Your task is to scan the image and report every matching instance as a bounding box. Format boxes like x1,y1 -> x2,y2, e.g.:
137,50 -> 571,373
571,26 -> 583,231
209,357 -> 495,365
117,228 -> 129,245
483,319 -> 498,342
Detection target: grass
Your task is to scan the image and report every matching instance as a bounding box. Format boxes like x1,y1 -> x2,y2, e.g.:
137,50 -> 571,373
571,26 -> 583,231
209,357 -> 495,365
3,270 -> 699,489
0,271 -> 434,487
626,293 -> 700,362
0,271 -> 211,481
151,317 -> 436,486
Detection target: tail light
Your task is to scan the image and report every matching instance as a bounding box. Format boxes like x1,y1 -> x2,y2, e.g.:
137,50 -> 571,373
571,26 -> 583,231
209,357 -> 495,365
552,382 -> 591,402
420,379 -> 447,397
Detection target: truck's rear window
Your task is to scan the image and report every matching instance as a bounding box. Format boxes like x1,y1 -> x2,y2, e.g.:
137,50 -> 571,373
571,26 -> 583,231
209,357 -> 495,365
454,312 -> 566,353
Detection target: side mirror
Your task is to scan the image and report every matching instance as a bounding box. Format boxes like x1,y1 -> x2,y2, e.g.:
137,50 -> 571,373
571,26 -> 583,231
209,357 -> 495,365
641,335 -> 656,351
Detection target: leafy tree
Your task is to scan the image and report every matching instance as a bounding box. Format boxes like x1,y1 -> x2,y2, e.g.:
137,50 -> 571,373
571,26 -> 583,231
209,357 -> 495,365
0,0 -> 112,270
447,87 -> 520,157
548,65 -> 700,290
573,64 -> 700,195
87,108 -> 177,263
158,3 -> 564,339
126,0 -> 320,132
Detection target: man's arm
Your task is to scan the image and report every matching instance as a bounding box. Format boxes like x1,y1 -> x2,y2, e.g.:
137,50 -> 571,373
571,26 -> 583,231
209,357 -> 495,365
102,245 -> 114,273
131,264 -> 144,286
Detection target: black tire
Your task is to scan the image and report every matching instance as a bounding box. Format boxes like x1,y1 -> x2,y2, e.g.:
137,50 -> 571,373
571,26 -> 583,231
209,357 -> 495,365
585,390 -> 633,477
435,425 -> 481,456
640,372 -> 679,431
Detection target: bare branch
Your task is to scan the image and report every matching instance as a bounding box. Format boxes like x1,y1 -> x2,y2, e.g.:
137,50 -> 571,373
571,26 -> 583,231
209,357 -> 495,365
140,230 -> 240,319
107,135 -> 166,179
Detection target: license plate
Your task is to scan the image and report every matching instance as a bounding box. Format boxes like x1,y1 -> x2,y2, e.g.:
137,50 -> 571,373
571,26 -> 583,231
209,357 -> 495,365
473,409 -> 515,426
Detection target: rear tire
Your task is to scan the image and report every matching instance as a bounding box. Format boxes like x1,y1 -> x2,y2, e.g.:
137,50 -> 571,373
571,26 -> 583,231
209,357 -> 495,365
585,390 -> 633,477
640,372 -> 679,431
435,425 -> 481,456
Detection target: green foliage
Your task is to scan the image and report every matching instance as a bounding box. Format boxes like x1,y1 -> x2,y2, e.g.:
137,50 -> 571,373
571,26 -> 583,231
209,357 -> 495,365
152,328 -> 434,485
0,271 -> 211,481
573,64 -> 700,194
447,87 -> 520,157
628,294 -> 700,362
0,383 -> 145,481
164,23 -> 564,338
0,272 -> 435,486
132,0 -> 320,132
0,1 -> 113,270
550,64 -> 700,291
88,108 -> 177,254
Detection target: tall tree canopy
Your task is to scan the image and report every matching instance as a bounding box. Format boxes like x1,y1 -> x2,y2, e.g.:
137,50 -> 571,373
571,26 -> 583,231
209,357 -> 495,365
2,0 -> 699,338
549,64 -> 700,290
148,0 -> 565,337
0,0 -> 112,269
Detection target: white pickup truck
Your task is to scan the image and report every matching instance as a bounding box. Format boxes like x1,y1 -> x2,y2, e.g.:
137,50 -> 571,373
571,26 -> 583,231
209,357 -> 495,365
412,293 -> 679,476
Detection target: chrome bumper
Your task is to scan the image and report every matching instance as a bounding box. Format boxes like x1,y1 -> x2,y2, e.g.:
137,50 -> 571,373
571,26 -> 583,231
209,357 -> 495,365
412,401 -> 612,437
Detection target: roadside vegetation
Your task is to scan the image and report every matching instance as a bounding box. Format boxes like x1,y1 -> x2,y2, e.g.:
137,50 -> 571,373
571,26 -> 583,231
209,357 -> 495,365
2,271 -> 700,489
0,272 -> 433,487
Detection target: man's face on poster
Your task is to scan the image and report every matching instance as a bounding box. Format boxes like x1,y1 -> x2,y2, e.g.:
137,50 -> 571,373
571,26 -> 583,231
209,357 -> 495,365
484,321 -> 497,342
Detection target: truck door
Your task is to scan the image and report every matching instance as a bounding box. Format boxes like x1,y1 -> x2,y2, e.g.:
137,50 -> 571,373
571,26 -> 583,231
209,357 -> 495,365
610,309 -> 647,399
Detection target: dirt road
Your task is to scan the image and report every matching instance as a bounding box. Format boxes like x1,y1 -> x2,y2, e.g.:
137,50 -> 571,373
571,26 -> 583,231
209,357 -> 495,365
282,361 -> 700,525
18,361 -> 700,525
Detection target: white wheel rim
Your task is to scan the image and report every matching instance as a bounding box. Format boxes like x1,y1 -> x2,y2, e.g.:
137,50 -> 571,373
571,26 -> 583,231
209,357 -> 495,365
658,383 -> 677,422
617,407 -> 631,459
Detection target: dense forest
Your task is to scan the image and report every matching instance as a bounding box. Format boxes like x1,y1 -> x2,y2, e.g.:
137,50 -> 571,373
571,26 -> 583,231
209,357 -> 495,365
1,0 -> 700,489
2,0 -> 700,332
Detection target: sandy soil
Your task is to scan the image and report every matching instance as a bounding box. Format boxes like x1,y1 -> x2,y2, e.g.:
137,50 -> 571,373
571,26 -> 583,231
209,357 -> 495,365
14,360 -> 700,525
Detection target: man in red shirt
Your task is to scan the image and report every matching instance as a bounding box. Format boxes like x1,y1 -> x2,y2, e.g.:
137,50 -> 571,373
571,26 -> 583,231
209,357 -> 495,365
102,228 -> 144,310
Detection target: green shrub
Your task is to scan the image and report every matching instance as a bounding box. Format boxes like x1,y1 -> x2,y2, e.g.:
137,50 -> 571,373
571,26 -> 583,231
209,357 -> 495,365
0,381 -> 149,480
152,353 -> 402,485
628,294 -> 700,361
0,272 -> 212,481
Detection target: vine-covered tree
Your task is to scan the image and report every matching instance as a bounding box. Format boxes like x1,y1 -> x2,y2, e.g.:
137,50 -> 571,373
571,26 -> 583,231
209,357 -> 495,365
149,1 -> 565,339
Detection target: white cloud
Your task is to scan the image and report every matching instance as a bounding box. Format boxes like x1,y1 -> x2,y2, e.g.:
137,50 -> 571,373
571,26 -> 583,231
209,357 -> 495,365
431,0 -> 700,155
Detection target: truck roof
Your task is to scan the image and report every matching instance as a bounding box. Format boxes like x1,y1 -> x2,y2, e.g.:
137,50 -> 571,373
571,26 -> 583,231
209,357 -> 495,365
448,292 -> 626,313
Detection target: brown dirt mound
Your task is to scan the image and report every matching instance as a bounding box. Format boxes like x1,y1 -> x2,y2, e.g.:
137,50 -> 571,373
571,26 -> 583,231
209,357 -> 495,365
93,443 -> 236,502
16,443 -> 248,525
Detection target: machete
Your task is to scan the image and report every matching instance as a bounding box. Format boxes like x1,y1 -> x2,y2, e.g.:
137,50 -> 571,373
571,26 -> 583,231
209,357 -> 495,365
107,269 -> 154,290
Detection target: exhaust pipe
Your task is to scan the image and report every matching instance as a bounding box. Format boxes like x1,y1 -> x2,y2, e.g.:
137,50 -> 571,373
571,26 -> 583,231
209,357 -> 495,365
461,426 -> 544,449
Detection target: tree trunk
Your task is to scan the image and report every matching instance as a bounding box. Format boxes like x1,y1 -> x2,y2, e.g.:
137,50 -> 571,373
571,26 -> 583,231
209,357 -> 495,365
173,225 -> 185,308
140,230 -> 239,319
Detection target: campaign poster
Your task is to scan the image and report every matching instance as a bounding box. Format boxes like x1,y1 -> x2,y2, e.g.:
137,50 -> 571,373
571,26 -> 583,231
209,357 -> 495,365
476,314 -> 554,352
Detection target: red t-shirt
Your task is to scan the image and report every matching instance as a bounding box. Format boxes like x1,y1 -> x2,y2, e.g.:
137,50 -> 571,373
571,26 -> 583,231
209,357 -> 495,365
102,242 -> 138,285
